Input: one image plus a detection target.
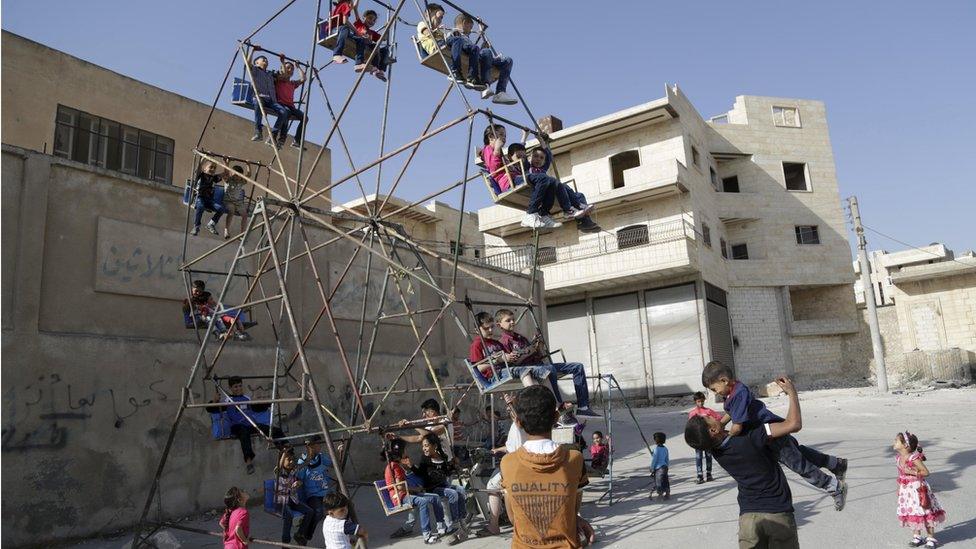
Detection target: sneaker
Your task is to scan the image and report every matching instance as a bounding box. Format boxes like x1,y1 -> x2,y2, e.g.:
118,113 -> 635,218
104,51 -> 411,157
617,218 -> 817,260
245,462 -> 255,475
577,218 -> 602,234
558,411 -> 578,426
924,538 -> 938,548
831,458 -> 848,481
567,208 -> 590,220
190,226 -> 200,236
481,87 -> 495,100
909,536 -> 925,547
706,473 -> 714,482
576,407 -> 600,418
520,213 -> 544,229
354,63 -> 368,73
206,220 -> 218,235
491,91 -> 518,105
223,227 -> 230,239
696,476 -> 705,485
424,533 -> 441,544
251,133 -> 262,141
832,479 -> 848,511
448,529 -> 468,546
464,78 -> 488,91
540,215 -> 563,229
390,526 -> 414,539
373,69 -> 388,82
333,55 -> 348,64
293,532 -> 308,545
290,139 -> 306,149
235,332 -> 251,341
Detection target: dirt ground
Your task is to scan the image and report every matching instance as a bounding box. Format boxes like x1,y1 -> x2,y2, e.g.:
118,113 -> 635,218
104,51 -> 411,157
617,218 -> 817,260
77,386 -> 976,548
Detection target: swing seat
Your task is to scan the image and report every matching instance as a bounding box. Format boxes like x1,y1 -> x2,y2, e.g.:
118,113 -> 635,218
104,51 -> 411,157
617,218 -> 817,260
263,479 -> 308,518
410,35 -> 500,83
373,479 -> 413,516
552,425 -> 576,446
465,359 -> 523,395
480,168 -> 531,208
210,412 -> 235,440
231,77 -> 256,110
182,179 -> 193,206
318,18 -> 396,64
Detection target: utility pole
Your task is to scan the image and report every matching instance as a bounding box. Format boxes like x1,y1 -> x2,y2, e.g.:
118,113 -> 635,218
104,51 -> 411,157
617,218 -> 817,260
848,196 -> 889,392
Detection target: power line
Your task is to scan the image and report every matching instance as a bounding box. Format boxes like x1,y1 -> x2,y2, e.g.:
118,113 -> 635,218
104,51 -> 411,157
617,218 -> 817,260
861,224 -> 975,268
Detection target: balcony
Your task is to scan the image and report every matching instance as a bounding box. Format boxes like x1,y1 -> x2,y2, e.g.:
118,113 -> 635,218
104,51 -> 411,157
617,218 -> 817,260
478,159 -> 690,238
479,218 -> 699,297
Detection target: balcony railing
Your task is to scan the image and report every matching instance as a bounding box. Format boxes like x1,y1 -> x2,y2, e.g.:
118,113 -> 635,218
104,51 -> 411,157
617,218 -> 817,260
479,218 -> 695,273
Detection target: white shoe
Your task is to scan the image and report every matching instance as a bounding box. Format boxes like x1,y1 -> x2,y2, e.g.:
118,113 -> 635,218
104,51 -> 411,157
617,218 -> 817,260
540,215 -> 562,228
520,213 -> 543,229
481,87 -> 495,100
206,220 -> 218,235
491,91 -> 517,105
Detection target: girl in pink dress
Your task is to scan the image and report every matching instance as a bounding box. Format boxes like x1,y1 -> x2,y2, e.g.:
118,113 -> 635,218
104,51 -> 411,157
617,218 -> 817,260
219,486 -> 251,549
894,431 -> 946,548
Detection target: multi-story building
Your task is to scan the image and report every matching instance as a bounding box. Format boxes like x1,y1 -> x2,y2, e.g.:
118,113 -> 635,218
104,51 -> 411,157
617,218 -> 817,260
480,85 -> 858,399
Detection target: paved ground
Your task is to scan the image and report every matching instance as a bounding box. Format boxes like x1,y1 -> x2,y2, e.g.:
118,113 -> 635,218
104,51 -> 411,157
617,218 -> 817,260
79,386 -> 976,548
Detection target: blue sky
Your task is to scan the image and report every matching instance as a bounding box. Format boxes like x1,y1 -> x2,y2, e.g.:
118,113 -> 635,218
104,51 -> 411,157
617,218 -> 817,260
3,0 -> 974,255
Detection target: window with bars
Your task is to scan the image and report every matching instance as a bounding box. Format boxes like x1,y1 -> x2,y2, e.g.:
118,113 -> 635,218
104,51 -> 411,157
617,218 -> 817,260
53,105 -> 174,184
794,225 -> 821,245
617,224 -> 650,250
537,246 -> 557,265
773,106 -> 801,128
731,243 -> 749,260
449,240 -> 464,256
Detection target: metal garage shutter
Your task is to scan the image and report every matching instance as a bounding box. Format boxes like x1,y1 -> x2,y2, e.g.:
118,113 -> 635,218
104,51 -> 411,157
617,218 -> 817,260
645,284 -> 704,397
593,293 -> 649,400
546,301 -> 592,369
705,283 -> 735,371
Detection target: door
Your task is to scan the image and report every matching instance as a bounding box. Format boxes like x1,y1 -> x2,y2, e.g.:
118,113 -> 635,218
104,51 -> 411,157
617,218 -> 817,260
593,293 -> 649,399
645,284 -> 704,396
546,301 -> 591,368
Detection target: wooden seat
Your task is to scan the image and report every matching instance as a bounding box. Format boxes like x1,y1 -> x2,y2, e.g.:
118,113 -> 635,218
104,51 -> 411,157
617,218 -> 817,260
319,17 -> 397,64
374,479 -> 413,516
410,35 -> 499,82
466,358 -> 523,394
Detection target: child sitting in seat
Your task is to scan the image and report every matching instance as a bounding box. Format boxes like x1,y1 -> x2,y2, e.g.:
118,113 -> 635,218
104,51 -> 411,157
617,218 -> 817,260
384,446 -> 449,544
353,10 -> 389,81
274,57 -> 308,149
416,3 -> 446,56
322,492 -> 367,549
412,433 -> 468,544
182,280 -> 253,341
495,308 -> 599,418
468,311 -> 553,391
589,431 -> 610,472
328,0 -> 387,82
223,165 -> 250,240
205,376 -> 284,475
247,46 -> 290,144
445,14 -> 516,105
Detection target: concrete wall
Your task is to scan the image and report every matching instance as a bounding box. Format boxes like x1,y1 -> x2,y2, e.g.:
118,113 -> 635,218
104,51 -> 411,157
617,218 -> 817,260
0,147 -> 537,546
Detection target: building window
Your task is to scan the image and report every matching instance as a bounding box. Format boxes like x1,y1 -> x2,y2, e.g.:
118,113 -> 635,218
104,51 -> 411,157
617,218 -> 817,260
710,114 -> 729,124
609,150 -> 640,189
783,162 -> 810,191
691,146 -> 700,168
721,175 -> 740,193
731,243 -> 749,260
474,248 -> 481,259
537,246 -> 557,265
720,238 -> 728,259
773,106 -> 801,128
702,223 -> 712,248
53,105 -> 175,184
709,167 -> 720,190
617,224 -> 649,250
794,225 -> 821,245
449,240 -> 464,256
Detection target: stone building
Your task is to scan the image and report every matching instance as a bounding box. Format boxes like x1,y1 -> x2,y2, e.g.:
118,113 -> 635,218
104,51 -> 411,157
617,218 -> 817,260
0,31 -> 531,546
480,85 -> 859,399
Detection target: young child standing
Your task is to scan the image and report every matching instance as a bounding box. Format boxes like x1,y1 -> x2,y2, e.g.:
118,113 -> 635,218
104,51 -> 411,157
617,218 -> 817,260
321,492 -> 367,549
650,432 -> 670,501
222,165 -> 250,240
275,450 -> 314,545
894,431 -> 946,548
688,391 -> 723,483
501,385 -> 594,548
702,360 -> 849,510
219,487 -> 250,549
191,161 -> 225,236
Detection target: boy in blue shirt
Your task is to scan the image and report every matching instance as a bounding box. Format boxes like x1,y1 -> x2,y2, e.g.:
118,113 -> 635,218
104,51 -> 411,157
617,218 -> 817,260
295,434 -> 336,545
650,432 -> 670,501
685,377 -> 804,548
702,361 -> 849,511
205,376 -> 283,475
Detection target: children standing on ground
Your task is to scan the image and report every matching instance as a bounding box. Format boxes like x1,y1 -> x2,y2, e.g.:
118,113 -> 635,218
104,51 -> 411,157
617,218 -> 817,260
219,487 -> 250,549
247,47 -> 289,144
495,308 -> 599,418
276,450 -> 314,545
501,385 -> 595,548
894,431 -> 946,548
321,492 -> 367,549
650,432 -> 671,501
445,14 -> 516,104
688,391 -> 722,483
191,161 -> 225,236
274,56 -> 307,149
589,431 -> 610,472
222,165 -> 250,240
702,360 -> 850,511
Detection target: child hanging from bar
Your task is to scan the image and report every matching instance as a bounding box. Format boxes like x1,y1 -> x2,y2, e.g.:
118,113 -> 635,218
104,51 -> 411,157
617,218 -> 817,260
247,46 -> 290,145
481,124 -> 598,232
445,13 -> 516,105
182,280 -> 253,341
191,160 -> 225,236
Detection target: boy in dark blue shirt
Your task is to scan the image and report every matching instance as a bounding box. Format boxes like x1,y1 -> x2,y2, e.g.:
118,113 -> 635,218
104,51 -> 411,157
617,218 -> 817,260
685,377 -> 803,548
702,361 -> 848,511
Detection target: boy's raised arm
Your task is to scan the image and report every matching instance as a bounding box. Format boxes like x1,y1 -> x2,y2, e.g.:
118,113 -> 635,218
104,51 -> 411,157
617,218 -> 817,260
766,377 -> 802,439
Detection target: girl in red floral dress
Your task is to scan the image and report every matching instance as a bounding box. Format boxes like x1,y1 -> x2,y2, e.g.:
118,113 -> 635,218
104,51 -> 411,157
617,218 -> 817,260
894,431 -> 946,548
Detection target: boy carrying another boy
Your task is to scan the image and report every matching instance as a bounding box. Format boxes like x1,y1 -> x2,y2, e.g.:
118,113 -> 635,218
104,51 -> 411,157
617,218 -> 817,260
495,309 -> 599,418
684,377 -> 804,549
702,361 -> 849,510
501,385 -> 595,548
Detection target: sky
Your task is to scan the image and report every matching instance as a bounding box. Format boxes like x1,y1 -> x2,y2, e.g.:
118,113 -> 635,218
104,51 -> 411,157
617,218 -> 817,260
3,0 -> 974,256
